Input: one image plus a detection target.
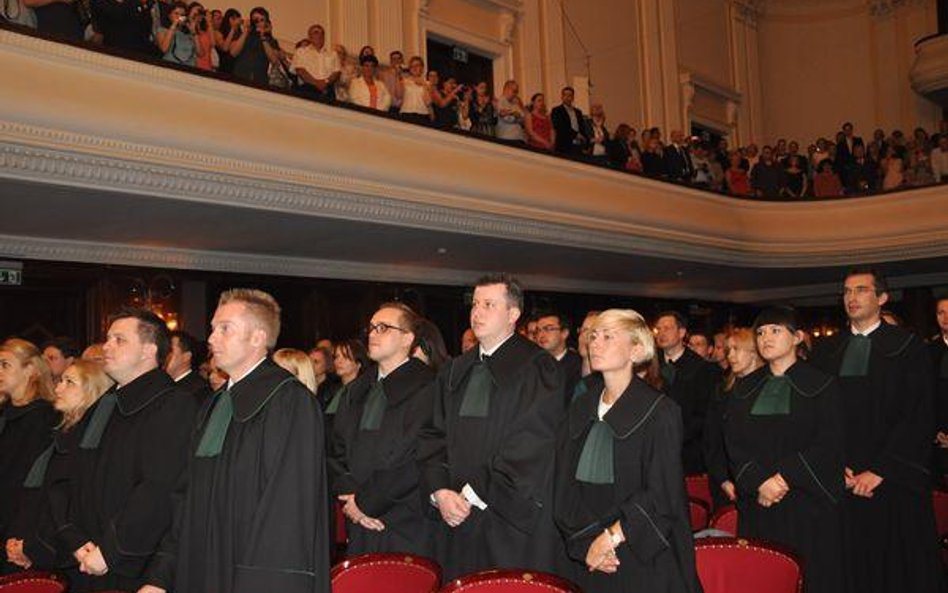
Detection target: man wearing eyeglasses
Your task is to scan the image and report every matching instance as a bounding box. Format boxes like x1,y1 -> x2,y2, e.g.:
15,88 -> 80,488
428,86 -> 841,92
328,302 -> 435,557
534,310 -> 582,404
418,274 -> 567,579
812,268 -> 942,593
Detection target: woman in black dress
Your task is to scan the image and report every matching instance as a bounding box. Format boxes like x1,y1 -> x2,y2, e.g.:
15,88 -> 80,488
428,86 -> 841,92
554,309 -> 702,593
724,306 -> 844,593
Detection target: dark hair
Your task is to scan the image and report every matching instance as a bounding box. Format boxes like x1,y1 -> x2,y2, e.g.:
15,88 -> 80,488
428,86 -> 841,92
332,339 -> 369,373
474,273 -> 524,311
411,318 -> 450,372
753,306 -> 801,334
42,336 -> 81,360
187,2 -> 207,32
688,329 -> 711,343
161,1 -> 188,28
108,307 -> 170,365
169,331 -> 205,371
656,310 -> 688,331
843,122 -> 854,129
220,8 -> 241,37
561,86 -> 574,94
359,45 -> 374,58
844,267 -> 889,295
817,159 -> 834,173
534,310 -> 571,332
377,301 -> 420,335
249,6 -> 269,22
360,54 -> 379,67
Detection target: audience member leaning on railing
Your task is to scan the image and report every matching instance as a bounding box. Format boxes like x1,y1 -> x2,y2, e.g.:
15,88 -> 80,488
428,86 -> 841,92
4,2 -> 948,200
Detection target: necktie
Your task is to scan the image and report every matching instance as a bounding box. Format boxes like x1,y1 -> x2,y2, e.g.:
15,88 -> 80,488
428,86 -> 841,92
23,443 -> 55,488
80,391 -> 118,450
359,381 -> 387,431
575,420 -> 615,484
459,362 -> 493,417
839,334 -> 871,377
195,389 -> 233,457
750,376 -> 792,416
661,362 -> 677,387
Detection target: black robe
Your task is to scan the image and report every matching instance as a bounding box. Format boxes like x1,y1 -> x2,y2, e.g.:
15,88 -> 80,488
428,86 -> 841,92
724,363 -> 845,593
554,374 -> 702,593
329,358 -> 435,556
175,370 -> 212,406
703,380 -> 735,510
0,399 -> 57,572
928,337 -> 948,479
812,324 -> 944,593
417,334 -> 567,580
557,349 -> 583,406
7,413 -> 88,571
660,348 -> 719,474
147,359 -> 330,593
63,368 -> 198,593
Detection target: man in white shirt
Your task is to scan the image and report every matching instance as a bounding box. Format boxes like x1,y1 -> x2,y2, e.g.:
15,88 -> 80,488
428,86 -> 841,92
347,55 -> 391,112
291,24 -> 340,102
931,135 -> 948,182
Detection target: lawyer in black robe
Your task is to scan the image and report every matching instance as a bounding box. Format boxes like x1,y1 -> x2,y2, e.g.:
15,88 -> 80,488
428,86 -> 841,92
554,373 -> 703,593
928,334 -> 948,478
63,368 -> 197,592
813,322 -> 943,593
418,334 -> 567,579
724,363 -> 845,593
0,398 -> 57,571
146,359 -> 331,593
557,349 -> 583,406
329,358 -> 435,556
660,346 -> 718,474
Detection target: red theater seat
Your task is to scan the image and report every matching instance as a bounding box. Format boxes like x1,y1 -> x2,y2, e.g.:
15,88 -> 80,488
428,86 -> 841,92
932,489 -> 948,536
695,537 -> 802,593
439,569 -> 583,593
335,500 -> 348,547
0,572 -> 67,593
332,553 -> 441,593
685,474 -> 713,510
689,497 -> 710,531
710,505 -> 738,536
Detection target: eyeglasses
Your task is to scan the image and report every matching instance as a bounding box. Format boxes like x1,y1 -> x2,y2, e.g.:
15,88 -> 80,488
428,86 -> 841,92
537,325 -> 562,333
842,286 -> 876,297
366,322 -> 409,335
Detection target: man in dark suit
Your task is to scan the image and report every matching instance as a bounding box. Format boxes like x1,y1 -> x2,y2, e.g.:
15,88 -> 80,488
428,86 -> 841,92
663,130 -> 694,181
551,87 -> 588,156
835,121 -> 864,167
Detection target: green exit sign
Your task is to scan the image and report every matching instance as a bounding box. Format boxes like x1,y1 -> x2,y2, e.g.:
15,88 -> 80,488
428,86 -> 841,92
0,261 -> 22,285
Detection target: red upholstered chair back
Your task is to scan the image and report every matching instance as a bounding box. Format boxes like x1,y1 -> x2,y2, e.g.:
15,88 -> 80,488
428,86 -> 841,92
438,569 -> 583,593
685,474 -> 713,510
932,489 -> 948,536
332,553 -> 441,593
695,537 -> 802,593
334,501 -> 348,546
0,572 -> 67,593
689,498 -> 710,531
710,505 -> 739,536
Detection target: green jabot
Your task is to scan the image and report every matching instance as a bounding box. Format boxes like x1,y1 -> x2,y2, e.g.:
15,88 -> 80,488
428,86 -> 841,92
195,389 -> 233,458
459,362 -> 493,418
80,391 -> 118,450
571,380 -> 588,403
23,443 -> 55,488
359,382 -> 387,431
660,363 -> 677,387
575,420 -> 615,484
751,376 -> 792,416
325,384 -> 347,415
839,334 -> 871,377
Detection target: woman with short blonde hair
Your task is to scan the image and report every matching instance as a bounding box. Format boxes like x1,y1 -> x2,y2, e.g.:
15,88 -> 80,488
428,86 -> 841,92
274,348 -> 318,393
554,309 -> 701,593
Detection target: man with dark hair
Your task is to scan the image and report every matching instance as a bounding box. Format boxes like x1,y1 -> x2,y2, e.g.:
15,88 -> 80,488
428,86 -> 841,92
164,331 -> 210,402
551,87 -> 588,155
329,302 -> 435,556
65,307 -> 197,592
654,311 -> 717,474
534,310 -> 582,403
686,330 -> 713,360
836,121 -> 864,167
42,336 -> 81,382
931,297 -> 948,475
142,288 -> 330,593
812,269 -> 943,593
309,346 -> 340,406
419,274 -> 566,579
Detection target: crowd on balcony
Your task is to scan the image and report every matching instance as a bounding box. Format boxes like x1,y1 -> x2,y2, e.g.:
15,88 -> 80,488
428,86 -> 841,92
4,0 -> 948,200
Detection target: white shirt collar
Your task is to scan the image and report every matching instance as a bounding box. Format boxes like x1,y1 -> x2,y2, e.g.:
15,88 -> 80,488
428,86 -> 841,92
942,334 -> 948,347
173,369 -> 192,383
553,348 -> 568,362
479,332 -> 515,359
664,346 -> 685,364
227,356 -> 267,389
377,356 -> 411,381
851,319 -> 882,336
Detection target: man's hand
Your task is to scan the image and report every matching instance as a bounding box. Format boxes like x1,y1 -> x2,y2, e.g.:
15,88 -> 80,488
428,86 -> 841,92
433,489 -> 471,527
78,544 -> 108,575
137,586 -> 167,593
721,480 -> 737,502
851,471 -> 883,498
5,538 -> 31,568
585,530 -> 619,573
338,494 -> 385,531
757,474 -> 789,507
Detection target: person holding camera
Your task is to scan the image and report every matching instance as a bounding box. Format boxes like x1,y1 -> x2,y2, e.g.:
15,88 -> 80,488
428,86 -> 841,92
188,2 -> 213,70
230,6 -> 281,85
155,1 -> 201,67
